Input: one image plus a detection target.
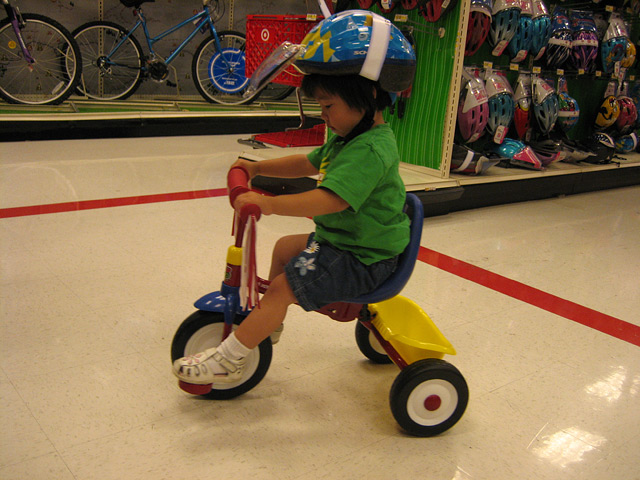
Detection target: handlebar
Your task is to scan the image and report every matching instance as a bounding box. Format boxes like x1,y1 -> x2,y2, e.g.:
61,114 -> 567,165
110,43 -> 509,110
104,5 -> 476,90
227,166 -> 261,222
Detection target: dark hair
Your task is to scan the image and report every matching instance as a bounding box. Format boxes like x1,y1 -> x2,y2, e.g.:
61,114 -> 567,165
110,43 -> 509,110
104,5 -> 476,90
300,74 -> 393,115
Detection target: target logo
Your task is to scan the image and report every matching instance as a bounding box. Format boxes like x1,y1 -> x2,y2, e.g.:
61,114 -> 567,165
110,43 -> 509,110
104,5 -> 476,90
261,29 -> 270,42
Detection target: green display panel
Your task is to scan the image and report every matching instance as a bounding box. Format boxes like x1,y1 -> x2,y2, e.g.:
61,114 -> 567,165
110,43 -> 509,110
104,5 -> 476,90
375,5 -> 464,170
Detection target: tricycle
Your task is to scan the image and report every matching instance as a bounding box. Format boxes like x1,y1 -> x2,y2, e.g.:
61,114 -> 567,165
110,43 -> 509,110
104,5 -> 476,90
170,166 -> 468,437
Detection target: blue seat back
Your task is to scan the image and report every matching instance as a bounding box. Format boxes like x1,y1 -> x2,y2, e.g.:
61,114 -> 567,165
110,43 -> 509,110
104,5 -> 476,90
349,193 -> 423,304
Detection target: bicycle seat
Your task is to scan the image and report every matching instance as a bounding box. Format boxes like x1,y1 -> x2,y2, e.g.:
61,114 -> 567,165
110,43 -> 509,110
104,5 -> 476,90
120,0 -> 154,8
349,192 -> 424,304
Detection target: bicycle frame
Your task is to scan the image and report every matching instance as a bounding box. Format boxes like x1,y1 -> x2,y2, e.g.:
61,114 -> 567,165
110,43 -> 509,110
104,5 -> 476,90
2,0 -> 35,64
106,3 -> 229,70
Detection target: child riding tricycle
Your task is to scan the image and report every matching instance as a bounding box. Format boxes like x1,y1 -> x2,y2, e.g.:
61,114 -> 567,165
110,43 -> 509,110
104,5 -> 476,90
171,10 -> 468,437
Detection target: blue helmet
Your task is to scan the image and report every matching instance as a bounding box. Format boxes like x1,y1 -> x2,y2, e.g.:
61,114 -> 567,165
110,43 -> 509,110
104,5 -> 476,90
295,10 -> 417,92
530,0 -> 551,59
494,138 -> 543,170
532,76 -> 558,134
545,7 -> 572,68
485,72 -> 515,140
489,0 -> 521,56
614,132 -> 639,153
507,0 -> 533,62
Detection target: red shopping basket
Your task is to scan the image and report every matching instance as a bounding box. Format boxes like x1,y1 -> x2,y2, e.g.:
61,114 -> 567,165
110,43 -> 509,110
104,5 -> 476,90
246,15 -> 322,87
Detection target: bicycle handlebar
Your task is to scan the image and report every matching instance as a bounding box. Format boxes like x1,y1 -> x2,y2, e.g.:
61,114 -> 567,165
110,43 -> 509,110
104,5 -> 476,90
227,166 -> 261,221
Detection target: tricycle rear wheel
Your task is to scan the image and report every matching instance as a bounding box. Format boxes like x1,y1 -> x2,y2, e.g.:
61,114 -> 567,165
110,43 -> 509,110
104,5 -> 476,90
389,358 -> 468,436
355,320 -> 392,364
171,310 -> 272,400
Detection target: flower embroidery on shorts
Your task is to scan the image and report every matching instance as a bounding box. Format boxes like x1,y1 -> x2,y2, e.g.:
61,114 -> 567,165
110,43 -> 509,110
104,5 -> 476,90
304,241 -> 320,254
294,257 -> 316,276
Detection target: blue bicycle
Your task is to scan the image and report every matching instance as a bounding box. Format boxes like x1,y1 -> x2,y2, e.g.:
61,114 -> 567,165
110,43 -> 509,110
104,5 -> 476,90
72,0 -> 256,105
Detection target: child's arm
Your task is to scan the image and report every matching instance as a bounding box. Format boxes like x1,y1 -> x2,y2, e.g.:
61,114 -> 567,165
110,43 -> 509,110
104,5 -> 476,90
232,155 -> 318,179
235,188 -> 348,217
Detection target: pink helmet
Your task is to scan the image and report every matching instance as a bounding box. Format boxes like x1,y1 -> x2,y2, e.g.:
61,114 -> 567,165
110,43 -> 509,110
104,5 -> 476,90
457,74 -> 490,143
615,96 -> 638,133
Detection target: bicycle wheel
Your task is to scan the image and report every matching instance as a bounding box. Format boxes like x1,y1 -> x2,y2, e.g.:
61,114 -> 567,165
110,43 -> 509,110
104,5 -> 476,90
0,13 -> 81,105
192,30 -> 259,106
72,21 -> 144,101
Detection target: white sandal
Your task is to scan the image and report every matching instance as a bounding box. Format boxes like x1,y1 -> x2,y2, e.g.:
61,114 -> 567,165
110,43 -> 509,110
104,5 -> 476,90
173,347 -> 245,385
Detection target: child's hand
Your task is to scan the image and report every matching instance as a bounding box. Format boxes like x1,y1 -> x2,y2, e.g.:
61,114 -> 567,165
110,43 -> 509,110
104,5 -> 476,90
230,159 -> 260,179
234,191 -> 273,216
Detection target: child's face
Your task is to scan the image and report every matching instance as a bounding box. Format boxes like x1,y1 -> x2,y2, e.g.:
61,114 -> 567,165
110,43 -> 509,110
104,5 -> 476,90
314,89 -> 365,138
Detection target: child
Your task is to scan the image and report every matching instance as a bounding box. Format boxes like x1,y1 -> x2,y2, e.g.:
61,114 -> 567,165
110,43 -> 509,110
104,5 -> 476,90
173,10 -> 416,387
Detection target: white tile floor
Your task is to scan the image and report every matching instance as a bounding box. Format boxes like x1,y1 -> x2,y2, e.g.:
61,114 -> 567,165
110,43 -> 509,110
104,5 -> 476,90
1,135 -> 639,480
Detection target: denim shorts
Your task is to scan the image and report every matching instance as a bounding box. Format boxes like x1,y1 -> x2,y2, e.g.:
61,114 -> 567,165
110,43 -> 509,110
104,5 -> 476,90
284,233 -> 398,311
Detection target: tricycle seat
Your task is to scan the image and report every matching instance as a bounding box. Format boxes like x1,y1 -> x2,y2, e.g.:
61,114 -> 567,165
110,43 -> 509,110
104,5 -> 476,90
350,192 -> 423,304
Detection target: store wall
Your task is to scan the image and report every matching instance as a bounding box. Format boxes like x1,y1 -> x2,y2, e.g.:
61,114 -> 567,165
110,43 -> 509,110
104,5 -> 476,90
17,0 -> 323,98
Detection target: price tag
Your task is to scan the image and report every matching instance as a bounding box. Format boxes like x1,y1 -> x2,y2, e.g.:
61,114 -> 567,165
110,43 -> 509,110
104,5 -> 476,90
510,63 -> 519,71
306,14 -> 317,21
394,14 -> 408,22
556,69 -> 564,76
483,61 -> 493,70
532,66 -> 541,74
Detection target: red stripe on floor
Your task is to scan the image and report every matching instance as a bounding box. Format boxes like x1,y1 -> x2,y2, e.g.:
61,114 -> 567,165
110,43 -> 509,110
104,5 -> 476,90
0,188 -> 228,219
418,246 -> 640,347
1,191 -> 637,347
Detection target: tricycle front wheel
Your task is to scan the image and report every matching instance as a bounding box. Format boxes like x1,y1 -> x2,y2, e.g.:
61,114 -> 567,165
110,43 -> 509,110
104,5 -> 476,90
171,310 -> 272,400
390,358 -> 468,437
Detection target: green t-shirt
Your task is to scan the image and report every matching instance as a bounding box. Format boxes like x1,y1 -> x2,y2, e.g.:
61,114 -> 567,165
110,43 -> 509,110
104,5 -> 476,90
306,123 -> 410,265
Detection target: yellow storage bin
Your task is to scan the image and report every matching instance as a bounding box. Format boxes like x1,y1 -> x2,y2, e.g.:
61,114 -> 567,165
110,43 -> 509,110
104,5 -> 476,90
369,295 -> 456,364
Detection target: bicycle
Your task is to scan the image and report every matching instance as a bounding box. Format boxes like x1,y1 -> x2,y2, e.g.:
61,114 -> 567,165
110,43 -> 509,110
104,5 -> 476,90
0,0 -> 82,105
170,166 -> 469,437
72,0 -> 263,105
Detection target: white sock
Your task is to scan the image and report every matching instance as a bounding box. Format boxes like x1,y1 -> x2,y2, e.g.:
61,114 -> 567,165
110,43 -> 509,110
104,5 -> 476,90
218,332 -> 251,362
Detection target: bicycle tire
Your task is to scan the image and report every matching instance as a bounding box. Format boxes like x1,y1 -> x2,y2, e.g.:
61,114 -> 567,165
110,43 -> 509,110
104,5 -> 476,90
0,13 -> 81,105
72,21 -> 144,101
192,30 -> 260,106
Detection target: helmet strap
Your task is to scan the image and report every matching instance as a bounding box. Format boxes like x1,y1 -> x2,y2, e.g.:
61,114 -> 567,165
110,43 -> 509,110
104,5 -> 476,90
340,109 -> 375,143
360,14 -> 391,82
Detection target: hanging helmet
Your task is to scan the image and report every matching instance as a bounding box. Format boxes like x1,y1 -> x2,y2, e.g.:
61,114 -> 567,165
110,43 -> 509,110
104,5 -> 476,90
465,0 -> 493,57
629,81 -> 640,109
530,0 -> 551,60
601,15 -> 628,74
485,72 -> 515,141
378,0 -> 398,13
570,10 -> 599,72
545,7 -> 572,68
529,137 -> 563,165
401,0 -> 420,9
532,76 -> 558,134
614,132 -> 639,153
296,10 -> 417,93
450,144 -> 501,175
513,74 -> 532,140
494,137 -> 543,169
507,0 -> 533,62
457,73 -> 490,143
582,133 -> 615,163
418,0 -> 459,23
557,91 -> 580,132
489,0 -> 521,56
615,96 -> 638,133
594,96 -> 620,130
621,40 -> 636,68
357,0 -> 375,7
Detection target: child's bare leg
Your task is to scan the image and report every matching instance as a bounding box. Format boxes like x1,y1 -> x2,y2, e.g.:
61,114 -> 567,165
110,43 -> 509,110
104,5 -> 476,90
269,233 -> 309,280
173,236 -> 304,385
234,273 -> 297,349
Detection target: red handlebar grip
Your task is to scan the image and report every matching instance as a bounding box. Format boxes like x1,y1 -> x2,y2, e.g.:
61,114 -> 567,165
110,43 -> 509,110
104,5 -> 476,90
227,166 -> 250,206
